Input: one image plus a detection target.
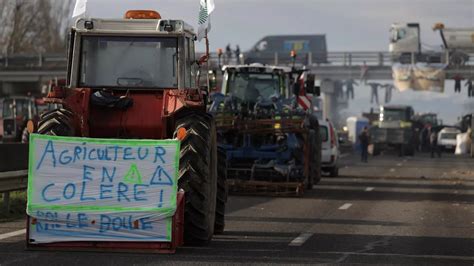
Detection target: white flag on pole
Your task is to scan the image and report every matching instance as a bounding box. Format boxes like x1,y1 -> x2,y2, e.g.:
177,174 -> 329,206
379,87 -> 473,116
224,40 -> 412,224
197,0 -> 215,41
72,0 -> 88,18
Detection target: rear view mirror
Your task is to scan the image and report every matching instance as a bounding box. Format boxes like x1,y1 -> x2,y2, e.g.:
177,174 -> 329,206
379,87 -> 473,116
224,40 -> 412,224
305,74 -> 320,96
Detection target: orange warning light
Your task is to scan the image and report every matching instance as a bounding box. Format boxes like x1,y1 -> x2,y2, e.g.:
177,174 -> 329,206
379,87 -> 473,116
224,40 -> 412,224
125,10 -> 161,19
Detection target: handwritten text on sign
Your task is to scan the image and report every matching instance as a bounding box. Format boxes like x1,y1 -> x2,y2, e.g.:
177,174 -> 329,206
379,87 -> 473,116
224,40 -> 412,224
27,134 -> 179,243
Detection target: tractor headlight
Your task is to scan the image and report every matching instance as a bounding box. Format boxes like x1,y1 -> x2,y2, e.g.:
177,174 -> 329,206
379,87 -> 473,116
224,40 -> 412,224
400,121 -> 412,128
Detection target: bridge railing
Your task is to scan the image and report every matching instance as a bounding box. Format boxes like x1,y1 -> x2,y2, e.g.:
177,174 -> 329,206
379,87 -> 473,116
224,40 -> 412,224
1,51 -> 472,70
0,54 -> 67,69
200,51 -> 474,69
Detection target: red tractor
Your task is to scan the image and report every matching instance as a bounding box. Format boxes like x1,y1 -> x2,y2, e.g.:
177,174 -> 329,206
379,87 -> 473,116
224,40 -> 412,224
38,10 -> 223,244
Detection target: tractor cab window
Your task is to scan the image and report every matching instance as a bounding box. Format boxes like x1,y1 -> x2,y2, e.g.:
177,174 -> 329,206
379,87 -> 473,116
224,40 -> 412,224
80,36 -> 178,88
14,99 -> 30,118
228,72 -> 281,102
383,108 -> 406,121
2,99 -> 13,118
185,37 -> 196,88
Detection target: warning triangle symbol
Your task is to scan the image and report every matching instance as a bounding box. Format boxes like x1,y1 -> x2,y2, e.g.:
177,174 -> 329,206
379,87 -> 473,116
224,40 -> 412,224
149,165 -> 174,186
123,163 -> 143,185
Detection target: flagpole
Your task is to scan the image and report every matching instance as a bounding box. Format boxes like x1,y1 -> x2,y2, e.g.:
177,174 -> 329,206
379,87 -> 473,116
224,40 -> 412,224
205,29 -> 210,92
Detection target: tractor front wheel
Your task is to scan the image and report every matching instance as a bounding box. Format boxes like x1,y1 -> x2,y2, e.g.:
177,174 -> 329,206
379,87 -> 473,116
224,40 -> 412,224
175,113 -> 218,245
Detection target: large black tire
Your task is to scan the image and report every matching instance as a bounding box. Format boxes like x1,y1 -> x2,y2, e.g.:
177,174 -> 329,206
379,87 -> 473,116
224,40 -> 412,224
37,109 -> 75,136
308,129 -> 322,189
329,166 -> 339,177
175,113 -> 217,245
372,144 -> 381,156
214,147 -> 227,234
403,144 -> 415,156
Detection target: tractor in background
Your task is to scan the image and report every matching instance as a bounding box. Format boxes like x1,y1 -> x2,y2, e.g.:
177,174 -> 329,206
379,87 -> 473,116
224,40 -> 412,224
209,63 -> 321,196
371,105 -> 418,156
36,10 -> 223,246
0,96 -> 38,142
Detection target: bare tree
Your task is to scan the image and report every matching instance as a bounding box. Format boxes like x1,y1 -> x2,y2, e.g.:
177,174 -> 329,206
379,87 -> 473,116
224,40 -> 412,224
0,0 -> 74,55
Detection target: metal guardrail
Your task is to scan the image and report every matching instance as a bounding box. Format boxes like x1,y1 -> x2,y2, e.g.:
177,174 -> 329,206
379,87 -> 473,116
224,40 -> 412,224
0,54 -> 67,69
0,170 -> 28,193
0,170 -> 28,213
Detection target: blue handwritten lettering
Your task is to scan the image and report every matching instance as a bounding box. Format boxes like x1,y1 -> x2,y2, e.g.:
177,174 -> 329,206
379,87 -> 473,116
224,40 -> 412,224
117,182 -> 130,202
80,181 -> 96,201
82,143 -> 88,161
140,217 -> 153,230
133,184 -> 148,201
63,183 -> 76,200
36,140 -> 56,170
123,147 -> 135,160
73,146 -> 82,163
78,213 -> 88,228
101,166 -> 116,182
99,215 -> 111,233
150,165 -> 174,186
88,148 -> 97,160
137,147 -> 149,160
83,165 -> 94,181
153,146 -> 166,163
41,183 -> 59,202
59,150 -> 72,165
99,184 -> 113,200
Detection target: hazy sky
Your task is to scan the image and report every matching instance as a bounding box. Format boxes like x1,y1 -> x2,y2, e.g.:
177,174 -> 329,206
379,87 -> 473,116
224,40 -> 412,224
86,0 -> 473,51
84,0 -> 474,124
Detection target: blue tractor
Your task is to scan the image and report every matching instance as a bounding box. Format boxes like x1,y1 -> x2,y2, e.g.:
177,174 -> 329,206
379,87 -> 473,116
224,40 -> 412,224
210,64 -> 321,196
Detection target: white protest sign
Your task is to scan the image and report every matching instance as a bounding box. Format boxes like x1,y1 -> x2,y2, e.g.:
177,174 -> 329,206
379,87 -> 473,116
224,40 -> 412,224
27,134 -> 179,243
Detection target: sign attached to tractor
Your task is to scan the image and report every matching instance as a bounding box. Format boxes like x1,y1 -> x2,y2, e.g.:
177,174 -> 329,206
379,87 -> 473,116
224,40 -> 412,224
27,134 -> 179,244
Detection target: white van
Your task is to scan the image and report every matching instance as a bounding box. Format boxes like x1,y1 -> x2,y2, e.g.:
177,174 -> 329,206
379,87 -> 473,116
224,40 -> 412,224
319,119 -> 340,177
437,127 -> 461,152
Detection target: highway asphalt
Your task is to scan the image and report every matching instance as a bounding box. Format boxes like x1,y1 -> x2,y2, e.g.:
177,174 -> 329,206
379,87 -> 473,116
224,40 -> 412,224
0,152 -> 473,265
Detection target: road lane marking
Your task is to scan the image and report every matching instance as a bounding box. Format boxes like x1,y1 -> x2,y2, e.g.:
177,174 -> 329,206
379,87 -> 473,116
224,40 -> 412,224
288,233 -> 313,246
365,187 -> 374,191
338,203 -> 352,210
0,229 -> 26,241
340,153 -> 350,158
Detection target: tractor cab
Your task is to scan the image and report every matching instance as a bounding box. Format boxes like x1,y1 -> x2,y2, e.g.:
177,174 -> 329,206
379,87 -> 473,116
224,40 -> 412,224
67,11 -> 198,90
220,64 -> 292,103
213,64 -> 319,115
51,10 -> 206,139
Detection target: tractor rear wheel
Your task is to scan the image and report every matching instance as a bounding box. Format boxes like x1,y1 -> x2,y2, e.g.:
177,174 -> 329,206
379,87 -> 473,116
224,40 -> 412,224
175,113 -> 217,245
308,129 -> 322,189
214,147 -> 227,234
37,108 -> 75,136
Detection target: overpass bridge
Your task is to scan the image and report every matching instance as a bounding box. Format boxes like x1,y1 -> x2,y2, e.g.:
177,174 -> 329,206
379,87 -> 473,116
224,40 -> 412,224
1,51 -> 473,93
1,52 -> 473,124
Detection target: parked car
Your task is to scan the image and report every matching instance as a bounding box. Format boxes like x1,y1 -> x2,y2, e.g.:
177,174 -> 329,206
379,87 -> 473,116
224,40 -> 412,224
320,119 -> 340,177
437,127 -> 461,152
